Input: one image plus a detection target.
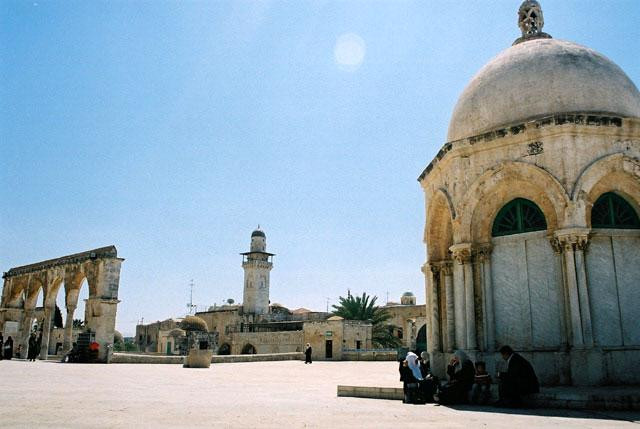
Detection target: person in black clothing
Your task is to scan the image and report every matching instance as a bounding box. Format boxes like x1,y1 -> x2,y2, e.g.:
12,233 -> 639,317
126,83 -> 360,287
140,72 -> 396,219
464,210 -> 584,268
495,345 -> 539,407
399,354 -> 423,404
418,351 -> 438,402
436,350 -> 475,405
3,336 -> 14,360
304,343 -> 312,364
28,333 -> 39,361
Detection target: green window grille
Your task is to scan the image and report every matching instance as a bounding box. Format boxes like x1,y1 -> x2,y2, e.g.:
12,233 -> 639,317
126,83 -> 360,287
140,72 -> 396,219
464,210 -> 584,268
591,192 -> 640,229
492,198 -> 547,237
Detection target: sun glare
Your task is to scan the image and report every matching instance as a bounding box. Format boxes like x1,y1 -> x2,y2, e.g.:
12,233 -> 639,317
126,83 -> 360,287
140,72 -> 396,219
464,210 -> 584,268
334,33 -> 366,71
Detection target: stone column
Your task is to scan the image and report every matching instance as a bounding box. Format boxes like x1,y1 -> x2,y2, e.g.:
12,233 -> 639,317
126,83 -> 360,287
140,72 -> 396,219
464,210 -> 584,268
85,298 -> 120,362
63,305 -> 76,351
429,264 -> 441,352
574,236 -> 594,346
421,263 -> 433,353
554,229 -> 592,348
450,243 -> 476,350
550,239 -> 570,349
21,308 -> 35,355
39,305 -> 54,360
476,245 -> 495,352
442,263 -> 455,352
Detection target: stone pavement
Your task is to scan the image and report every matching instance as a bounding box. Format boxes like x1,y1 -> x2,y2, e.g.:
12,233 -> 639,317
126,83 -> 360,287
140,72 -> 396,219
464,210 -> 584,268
0,360 -> 638,428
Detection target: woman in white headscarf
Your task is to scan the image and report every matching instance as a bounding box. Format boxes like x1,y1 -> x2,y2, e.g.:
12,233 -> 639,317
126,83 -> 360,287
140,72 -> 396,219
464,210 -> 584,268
405,351 -> 424,381
435,350 -> 475,405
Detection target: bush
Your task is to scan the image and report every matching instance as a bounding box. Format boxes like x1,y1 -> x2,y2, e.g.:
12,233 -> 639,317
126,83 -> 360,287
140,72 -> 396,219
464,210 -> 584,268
180,315 -> 208,332
114,330 -> 124,344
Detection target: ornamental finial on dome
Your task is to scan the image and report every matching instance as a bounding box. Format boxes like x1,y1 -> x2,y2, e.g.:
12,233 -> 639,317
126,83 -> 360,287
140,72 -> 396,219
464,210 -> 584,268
513,0 -> 552,45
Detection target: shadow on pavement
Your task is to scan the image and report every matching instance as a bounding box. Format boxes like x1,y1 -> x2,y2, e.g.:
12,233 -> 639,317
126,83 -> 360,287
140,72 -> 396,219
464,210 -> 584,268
441,404 -> 640,423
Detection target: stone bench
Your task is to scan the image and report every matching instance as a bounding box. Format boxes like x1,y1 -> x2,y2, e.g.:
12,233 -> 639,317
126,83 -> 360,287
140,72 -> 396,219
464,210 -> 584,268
336,385 -> 640,411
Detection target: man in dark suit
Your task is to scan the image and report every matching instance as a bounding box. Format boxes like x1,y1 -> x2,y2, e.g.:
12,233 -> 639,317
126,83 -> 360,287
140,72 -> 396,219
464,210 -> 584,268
496,345 -> 539,407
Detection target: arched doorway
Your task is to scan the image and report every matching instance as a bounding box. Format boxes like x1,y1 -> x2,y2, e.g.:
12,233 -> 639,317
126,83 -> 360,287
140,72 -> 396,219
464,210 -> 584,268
416,324 -> 427,354
218,343 -> 231,355
241,343 -> 256,354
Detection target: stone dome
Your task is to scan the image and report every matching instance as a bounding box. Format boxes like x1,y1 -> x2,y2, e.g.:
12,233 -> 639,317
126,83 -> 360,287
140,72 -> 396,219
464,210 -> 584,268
402,291 -> 415,297
251,229 -> 265,238
447,38 -> 640,142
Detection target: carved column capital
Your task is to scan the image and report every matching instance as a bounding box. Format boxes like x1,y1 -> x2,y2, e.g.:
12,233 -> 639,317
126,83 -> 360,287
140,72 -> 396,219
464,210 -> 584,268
430,264 -> 441,275
449,243 -> 473,264
441,261 -> 453,276
474,243 -> 493,262
553,228 -> 590,252
420,263 -> 429,275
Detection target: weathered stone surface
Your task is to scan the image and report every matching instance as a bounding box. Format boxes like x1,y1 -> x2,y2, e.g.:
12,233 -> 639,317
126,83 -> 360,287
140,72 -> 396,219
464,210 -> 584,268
419,2 -> 640,387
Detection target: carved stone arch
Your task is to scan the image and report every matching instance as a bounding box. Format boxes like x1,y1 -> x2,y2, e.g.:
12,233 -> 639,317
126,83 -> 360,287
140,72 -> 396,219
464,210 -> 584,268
44,268 -> 65,308
571,153 -> 640,227
24,274 -> 46,309
6,276 -> 28,307
458,161 -> 570,243
79,260 -> 100,298
63,268 -> 89,309
426,187 -> 456,261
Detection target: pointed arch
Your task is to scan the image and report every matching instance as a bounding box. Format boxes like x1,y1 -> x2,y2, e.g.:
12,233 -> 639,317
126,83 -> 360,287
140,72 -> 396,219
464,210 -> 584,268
425,188 -> 455,261
457,161 -> 569,243
572,153 -> 640,227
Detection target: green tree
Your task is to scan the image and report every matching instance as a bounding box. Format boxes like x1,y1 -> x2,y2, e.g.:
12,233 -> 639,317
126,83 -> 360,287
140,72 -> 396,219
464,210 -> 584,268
332,292 -> 401,348
54,304 -> 64,328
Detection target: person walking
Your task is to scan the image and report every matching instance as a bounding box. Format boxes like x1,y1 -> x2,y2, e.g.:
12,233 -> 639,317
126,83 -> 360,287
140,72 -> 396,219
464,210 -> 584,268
28,332 -> 38,361
3,336 -> 14,360
304,343 -> 313,364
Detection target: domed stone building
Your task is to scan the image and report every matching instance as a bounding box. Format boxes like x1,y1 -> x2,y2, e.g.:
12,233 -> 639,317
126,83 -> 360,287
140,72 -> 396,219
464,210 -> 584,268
420,1 -> 640,386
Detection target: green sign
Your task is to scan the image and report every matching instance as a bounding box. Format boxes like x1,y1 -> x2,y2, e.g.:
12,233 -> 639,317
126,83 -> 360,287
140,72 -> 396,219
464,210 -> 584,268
325,331 -> 333,337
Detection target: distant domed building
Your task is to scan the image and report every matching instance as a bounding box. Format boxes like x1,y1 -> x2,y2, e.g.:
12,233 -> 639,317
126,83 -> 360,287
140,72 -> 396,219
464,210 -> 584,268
420,1 -> 640,386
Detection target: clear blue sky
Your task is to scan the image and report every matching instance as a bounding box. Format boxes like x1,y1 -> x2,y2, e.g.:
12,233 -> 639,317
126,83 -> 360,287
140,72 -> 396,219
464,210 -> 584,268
2,1 -> 639,336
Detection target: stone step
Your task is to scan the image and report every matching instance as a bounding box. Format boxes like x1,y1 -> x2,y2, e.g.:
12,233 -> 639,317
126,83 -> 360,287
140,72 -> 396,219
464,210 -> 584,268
336,385 -> 640,411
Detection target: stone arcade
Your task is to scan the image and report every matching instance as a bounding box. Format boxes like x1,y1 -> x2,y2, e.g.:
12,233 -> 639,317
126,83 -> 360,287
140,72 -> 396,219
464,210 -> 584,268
0,246 -> 124,362
420,1 -> 640,386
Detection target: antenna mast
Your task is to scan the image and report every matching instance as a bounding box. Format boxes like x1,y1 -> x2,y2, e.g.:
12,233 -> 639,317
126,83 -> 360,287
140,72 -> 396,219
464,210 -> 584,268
187,279 -> 196,315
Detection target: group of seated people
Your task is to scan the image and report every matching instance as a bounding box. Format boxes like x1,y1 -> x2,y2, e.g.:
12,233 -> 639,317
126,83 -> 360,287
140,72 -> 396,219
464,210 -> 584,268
400,345 -> 539,407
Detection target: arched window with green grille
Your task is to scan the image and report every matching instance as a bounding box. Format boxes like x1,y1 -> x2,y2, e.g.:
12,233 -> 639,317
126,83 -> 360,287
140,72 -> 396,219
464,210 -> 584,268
591,192 -> 640,229
492,198 -> 547,237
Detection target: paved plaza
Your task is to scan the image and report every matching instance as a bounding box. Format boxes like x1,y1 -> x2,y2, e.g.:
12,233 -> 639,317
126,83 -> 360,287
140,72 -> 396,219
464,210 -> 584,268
1,360 -> 639,428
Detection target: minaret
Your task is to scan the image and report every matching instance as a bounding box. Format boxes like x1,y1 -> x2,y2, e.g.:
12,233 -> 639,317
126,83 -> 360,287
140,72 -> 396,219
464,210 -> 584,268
240,227 -> 274,315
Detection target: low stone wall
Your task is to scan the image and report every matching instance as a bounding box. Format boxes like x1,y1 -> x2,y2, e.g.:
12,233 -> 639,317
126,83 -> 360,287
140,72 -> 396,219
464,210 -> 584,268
112,352 -> 304,364
341,350 -> 397,361
337,385 -> 403,400
212,352 -> 303,363
112,353 -> 184,364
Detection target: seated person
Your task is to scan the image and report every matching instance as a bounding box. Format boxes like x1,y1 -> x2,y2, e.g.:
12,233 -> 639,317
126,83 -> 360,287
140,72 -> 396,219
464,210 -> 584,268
496,345 -> 539,407
418,351 -> 438,402
435,350 -> 475,405
61,343 -> 79,363
470,361 -> 492,405
400,351 -> 426,404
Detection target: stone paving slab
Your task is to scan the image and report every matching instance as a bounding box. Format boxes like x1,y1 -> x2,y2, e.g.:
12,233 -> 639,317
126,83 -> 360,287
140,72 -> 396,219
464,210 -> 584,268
1,360 -> 639,428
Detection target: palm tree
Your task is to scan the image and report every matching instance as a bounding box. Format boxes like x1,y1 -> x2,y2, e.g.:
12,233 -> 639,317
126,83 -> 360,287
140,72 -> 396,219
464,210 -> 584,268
332,292 -> 401,348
